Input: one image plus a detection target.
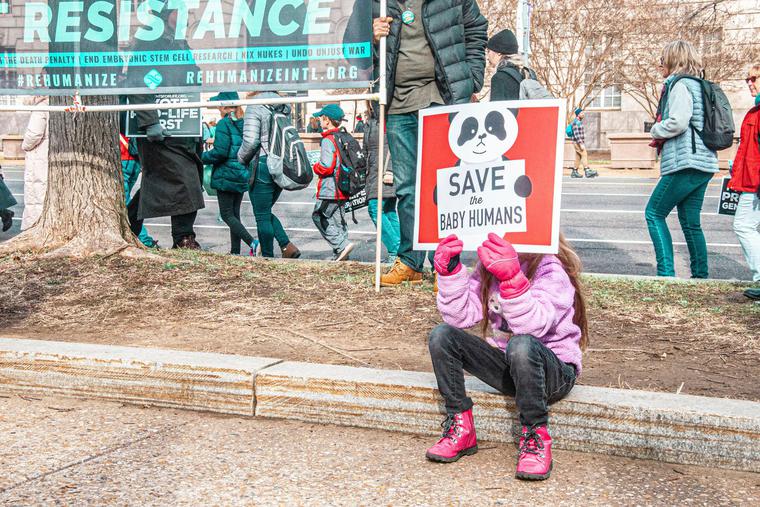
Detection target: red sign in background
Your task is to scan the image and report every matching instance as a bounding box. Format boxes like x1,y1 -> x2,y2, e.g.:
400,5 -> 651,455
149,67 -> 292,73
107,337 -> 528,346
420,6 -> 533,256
416,104 -> 561,250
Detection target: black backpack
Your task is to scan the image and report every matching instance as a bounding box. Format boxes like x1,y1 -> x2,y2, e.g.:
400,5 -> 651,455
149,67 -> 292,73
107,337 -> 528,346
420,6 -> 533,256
266,105 -> 313,190
662,75 -> 735,152
333,128 -> 367,197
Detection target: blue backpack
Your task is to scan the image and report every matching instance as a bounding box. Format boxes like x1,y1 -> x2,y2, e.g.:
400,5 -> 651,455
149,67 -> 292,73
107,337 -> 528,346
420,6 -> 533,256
565,120 -> 577,139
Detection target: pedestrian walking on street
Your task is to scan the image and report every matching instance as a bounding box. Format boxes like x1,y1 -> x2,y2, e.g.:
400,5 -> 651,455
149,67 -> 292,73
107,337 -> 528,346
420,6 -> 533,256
729,63 -> 760,300
647,40 -> 719,278
350,0 -> 488,285
238,91 -> 300,259
306,117 -> 323,134
354,114 -> 366,133
203,92 -> 259,256
427,232 -> 587,481
21,96 -> 49,230
363,103 -> 400,263
0,167 -> 17,232
569,109 -> 598,179
125,9 -> 205,250
311,104 -> 354,261
119,133 -> 157,248
487,29 -> 522,101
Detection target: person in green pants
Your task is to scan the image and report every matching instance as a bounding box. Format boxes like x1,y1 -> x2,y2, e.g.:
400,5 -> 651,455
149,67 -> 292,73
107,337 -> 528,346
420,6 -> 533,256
363,106 -> 400,262
238,92 -> 300,258
647,41 -> 719,278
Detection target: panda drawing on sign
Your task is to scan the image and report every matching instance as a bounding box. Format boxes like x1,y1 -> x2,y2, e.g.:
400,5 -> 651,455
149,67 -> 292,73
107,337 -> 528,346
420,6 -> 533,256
446,107 -> 532,199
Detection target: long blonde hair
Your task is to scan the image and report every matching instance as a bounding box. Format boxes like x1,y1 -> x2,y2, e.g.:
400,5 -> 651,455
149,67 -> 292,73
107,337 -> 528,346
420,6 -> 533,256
479,233 -> 590,350
662,40 -> 703,77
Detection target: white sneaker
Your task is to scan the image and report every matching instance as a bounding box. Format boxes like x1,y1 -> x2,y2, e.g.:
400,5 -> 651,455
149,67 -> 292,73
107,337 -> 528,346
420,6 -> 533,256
335,242 -> 355,261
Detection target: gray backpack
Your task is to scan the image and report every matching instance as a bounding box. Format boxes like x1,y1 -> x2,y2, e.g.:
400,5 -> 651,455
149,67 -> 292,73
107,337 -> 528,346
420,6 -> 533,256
503,66 -> 553,100
265,105 -> 313,190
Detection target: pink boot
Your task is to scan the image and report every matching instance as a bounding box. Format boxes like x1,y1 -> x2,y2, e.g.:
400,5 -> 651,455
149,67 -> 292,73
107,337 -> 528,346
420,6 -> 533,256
515,425 -> 553,480
425,409 -> 478,463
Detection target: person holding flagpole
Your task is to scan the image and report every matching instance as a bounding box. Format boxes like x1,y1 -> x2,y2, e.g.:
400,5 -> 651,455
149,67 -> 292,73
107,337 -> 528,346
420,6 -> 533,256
365,0 -> 488,286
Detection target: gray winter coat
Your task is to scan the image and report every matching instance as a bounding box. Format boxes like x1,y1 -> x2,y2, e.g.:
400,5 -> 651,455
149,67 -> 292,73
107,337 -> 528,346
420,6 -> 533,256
363,118 -> 396,200
347,0 -> 488,110
238,92 -> 281,165
651,75 -> 719,176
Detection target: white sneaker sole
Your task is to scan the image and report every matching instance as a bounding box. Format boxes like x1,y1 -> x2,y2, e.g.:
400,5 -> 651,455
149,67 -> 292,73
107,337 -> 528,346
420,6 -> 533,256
335,242 -> 355,262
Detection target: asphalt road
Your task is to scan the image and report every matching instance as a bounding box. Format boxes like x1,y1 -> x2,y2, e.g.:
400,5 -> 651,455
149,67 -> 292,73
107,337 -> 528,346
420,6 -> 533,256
0,165 -> 752,281
2,396 -> 758,505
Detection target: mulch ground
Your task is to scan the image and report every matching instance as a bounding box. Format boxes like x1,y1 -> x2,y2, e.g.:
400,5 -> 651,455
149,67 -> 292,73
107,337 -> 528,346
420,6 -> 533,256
0,251 -> 758,401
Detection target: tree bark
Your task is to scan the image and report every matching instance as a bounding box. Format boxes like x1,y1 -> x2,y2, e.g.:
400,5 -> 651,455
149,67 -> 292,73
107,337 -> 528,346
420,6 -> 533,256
1,95 -> 143,257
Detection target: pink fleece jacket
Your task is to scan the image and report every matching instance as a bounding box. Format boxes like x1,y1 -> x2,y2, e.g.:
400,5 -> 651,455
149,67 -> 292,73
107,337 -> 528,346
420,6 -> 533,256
436,255 -> 583,375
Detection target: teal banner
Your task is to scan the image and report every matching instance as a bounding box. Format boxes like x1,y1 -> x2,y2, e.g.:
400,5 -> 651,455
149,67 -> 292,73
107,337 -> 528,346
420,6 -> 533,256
0,0 -> 373,95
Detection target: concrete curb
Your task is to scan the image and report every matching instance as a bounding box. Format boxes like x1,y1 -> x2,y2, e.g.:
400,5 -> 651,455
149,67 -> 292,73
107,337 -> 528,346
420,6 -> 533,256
0,338 -> 280,416
2,338 -> 759,472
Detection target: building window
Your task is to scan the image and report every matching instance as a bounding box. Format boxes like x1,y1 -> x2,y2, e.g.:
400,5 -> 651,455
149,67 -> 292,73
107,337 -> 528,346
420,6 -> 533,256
588,85 -> 622,109
0,95 -> 18,105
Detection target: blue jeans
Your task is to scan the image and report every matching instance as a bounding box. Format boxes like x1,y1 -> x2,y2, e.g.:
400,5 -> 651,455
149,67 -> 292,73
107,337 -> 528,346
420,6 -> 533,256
367,198 -> 400,258
250,156 -> 290,257
733,192 -> 760,282
428,324 -> 576,427
387,112 -> 427,272
645,169 -> 713,278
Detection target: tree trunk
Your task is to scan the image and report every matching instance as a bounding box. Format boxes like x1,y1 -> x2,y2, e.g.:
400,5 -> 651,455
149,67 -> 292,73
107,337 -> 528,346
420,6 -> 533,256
1,95 -> 143,257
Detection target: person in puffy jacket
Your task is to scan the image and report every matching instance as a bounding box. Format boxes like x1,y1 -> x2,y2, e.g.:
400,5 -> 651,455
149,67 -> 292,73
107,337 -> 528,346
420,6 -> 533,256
202,92 -> 258,256
238,91 -> 300,259
426,232 -> 587,481
647,40 -> 718,278
0,166 -> 17,232
730,63 -> 760,300
21,96 -> 49,230
311,104 -> 354,261
349,0 -> 488,285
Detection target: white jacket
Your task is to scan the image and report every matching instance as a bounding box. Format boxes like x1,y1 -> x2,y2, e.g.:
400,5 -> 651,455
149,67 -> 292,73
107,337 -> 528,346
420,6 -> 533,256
21,96 -> 49,230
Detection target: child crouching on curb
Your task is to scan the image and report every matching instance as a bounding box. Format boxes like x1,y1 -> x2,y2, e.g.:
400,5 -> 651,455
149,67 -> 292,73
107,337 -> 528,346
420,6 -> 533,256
311,104 -> 355,261
427,232 -> 588,481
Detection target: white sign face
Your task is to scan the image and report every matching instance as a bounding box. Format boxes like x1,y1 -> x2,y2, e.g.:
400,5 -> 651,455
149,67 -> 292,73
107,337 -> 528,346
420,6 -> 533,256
413,99 -> 565,254
436,161 -> 528,249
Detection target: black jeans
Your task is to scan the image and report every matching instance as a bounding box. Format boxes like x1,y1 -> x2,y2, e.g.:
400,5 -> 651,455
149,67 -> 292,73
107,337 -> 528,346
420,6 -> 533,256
128,189 -> 197,246
217,190 -> 255,254
428,324 -> 577,427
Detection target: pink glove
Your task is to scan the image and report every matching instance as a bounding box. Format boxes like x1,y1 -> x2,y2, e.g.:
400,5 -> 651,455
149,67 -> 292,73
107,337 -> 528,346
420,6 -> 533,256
477,233 -> 530,299
433,234 -> 463,276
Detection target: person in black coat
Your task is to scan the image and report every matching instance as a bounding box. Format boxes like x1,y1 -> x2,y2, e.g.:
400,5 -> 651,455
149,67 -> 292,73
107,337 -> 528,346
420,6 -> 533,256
488,29 -> 522,101
124,9 -> 204,249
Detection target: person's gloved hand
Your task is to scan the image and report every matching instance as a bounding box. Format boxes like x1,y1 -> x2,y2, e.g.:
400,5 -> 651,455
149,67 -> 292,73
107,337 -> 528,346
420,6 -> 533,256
477,233 -> 530,299
146,123 -> 170,143
433,234 -> 463,276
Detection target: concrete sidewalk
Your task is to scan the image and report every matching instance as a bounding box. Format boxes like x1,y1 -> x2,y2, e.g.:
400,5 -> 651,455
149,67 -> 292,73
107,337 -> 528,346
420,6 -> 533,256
1,396 -> 757,505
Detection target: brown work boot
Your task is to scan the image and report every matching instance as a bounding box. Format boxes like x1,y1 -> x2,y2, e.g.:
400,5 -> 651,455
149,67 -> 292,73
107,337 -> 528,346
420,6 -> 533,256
281,242 -> 301,259
174,235 -> 201,250
380,259 -> 423,286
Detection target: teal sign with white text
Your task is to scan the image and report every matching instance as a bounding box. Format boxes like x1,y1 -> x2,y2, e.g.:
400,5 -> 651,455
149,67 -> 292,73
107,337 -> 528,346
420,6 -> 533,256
0,0 -> 373,94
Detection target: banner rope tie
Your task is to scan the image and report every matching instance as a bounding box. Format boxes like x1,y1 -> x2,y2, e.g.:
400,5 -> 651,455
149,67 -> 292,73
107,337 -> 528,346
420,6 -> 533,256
64,91 -> 86,114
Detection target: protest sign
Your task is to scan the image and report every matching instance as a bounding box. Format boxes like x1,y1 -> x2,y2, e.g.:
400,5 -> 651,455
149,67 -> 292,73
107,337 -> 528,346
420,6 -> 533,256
717,176 -> 741,216
343,189 -> 368,213
126,93 -> 201,137
0,0 -> 372,95
414,100 -> 565,253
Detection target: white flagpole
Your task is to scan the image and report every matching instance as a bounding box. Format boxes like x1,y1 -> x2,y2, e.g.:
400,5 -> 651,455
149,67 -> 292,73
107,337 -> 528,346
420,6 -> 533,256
374,0 -> 388,293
